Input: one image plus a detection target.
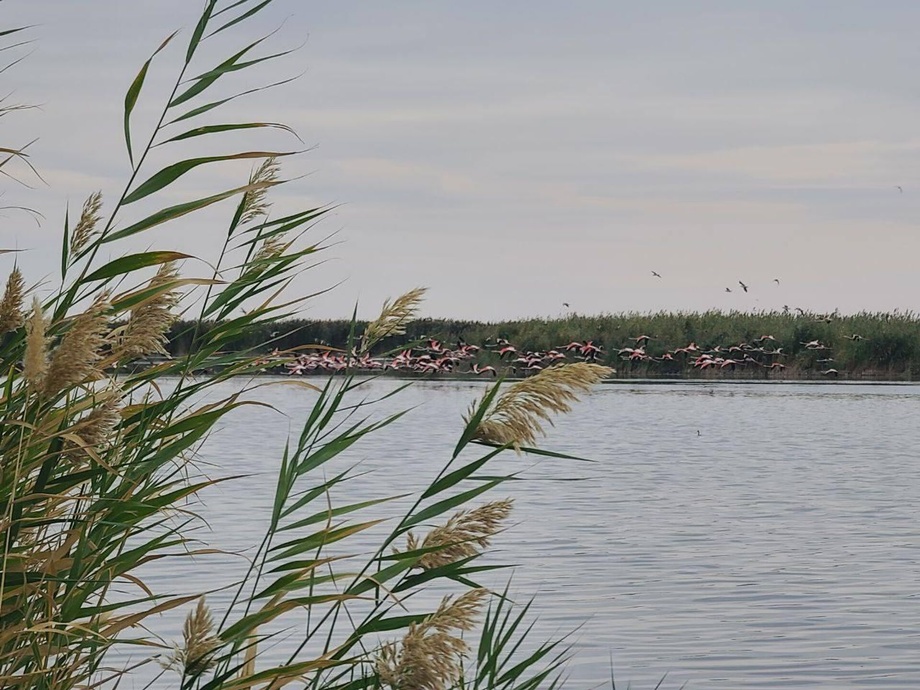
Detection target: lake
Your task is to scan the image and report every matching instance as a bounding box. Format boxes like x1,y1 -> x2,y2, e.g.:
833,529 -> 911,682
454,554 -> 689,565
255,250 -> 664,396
129,378 -> 920,689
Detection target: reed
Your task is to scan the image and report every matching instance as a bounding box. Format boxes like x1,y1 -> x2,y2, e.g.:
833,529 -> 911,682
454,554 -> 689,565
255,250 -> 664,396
196,310 -> 920,379
0,5 -> 608,689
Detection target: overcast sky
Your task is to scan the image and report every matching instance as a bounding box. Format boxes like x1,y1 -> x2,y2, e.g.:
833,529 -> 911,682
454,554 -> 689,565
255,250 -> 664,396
5,1 -> 920,320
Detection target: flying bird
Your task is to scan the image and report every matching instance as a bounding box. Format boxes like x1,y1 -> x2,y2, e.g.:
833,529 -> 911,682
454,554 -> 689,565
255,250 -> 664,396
896,185 -> 903,193
563,302 -> 570,308
738,281 -> 749,293
725,287 -> 732,293
651,271 -> 662,278
773,278 -> 780,285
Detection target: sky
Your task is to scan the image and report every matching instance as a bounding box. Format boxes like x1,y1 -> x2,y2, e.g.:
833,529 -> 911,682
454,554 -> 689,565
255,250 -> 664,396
5,1 -> 920,320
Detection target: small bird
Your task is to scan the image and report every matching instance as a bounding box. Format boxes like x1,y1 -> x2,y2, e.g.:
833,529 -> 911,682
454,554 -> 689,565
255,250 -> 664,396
821,368 -> 839,377
738,281 -> 749,293
847,334 -> 864,341
651,271 -> 662,278
725,287 -> 732,293
896,185 -> 903,193
562,302 -> 570,308
773,278 -> 780,285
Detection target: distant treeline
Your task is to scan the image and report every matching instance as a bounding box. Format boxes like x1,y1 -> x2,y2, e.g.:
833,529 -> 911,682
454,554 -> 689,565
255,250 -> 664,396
165,310 -> 920,379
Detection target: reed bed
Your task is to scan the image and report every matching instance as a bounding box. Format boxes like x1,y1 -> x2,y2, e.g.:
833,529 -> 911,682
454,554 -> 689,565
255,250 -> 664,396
0,4 -> 612,689
186,310 -> 920,379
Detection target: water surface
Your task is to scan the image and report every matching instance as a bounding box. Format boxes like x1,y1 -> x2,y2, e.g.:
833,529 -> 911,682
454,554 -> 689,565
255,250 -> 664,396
133,379 -> 920,688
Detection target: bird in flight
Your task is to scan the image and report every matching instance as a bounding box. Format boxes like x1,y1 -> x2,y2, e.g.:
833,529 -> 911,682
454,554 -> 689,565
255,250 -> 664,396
738,281 -> 749,292
725,287 -> 732,293
896,185 -> 903,193
563,302 -> 570,308
773,278 -> 780,285
651,271 -> 662,278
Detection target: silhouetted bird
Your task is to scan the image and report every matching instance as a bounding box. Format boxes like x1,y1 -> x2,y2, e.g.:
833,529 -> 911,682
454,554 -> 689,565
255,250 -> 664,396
896,185 -> 903,193
738,281 -> 749,292
725,287 -> 732,293
773,278 -> 780,285
651,271 -> 662,278
563,302 -> 570,308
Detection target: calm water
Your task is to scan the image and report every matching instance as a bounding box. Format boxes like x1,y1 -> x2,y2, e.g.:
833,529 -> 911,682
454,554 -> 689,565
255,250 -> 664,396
128,379 -> 920,688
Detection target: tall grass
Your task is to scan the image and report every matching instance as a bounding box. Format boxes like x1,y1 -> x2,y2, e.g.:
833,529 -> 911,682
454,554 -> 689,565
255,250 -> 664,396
0,4 -> 612,689
188,310 -> 920,378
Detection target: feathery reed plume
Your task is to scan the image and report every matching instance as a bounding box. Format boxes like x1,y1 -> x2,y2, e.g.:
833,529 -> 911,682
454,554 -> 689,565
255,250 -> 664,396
467,362 -> 613,449
0,266 -> 25,333
377,589 -> 486,690
360,287 -> 427,353
23,295 -> 47,388
76,386 -> 122,451
404,499 -> 513,570
165,598 -> 220,679
251,234 -> 287,265
43,292 -> 111,397
113,262 -> 179,361
70,191 -> 103,255
240,157 -> 280,225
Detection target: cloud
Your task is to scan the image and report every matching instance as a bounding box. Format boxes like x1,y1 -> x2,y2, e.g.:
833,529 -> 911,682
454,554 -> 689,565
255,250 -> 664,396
622,139 -> 920,184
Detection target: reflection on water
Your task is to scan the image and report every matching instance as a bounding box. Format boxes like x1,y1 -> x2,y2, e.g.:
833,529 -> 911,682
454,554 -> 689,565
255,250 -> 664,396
124,380 -> 920,689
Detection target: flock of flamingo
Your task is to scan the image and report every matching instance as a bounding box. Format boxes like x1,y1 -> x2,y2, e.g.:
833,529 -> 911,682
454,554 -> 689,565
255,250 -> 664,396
267,332 -> 851,377
272,338 -> 605,376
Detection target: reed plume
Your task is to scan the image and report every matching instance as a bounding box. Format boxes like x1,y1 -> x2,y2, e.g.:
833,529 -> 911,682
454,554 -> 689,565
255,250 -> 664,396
43,292 -> 111,397
70,191 -> 103,255
75,386 -> 122,451
240,157 -> 280,225
0,266 -> 25,334
467,362 -> 613,449
361,287 -> 427,353
23,295 -> 47,388
404,499 -> 513,570
376,589 -> 486,690
165,598 -> 220,679
113,263 -> 179,361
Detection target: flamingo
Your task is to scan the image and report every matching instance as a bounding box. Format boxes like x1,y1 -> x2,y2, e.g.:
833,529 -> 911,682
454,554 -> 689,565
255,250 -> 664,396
471,363 -> 497,376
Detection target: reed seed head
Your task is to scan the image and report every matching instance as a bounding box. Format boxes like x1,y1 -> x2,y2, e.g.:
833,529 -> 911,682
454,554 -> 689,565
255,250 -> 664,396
113,263 -> 179,361
466,362 -> 613,450
76,386 -> 122,450
23,296 -> 47,388
43,292 -> 111,397
377,589 -> 486,690
240,157 -> 280,226
70,191 -> 103,255
166,598 -> 220,679
0,266 -> 25,334
361,287 -> 427,353
405,499 -> 513,570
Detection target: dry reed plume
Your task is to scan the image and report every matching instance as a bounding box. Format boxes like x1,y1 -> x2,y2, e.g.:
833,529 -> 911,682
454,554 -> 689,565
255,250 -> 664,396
43,292 -> 111,396
165,598 -> 220,679
404,499 -> 513,570
69,191 -> 103,255
112,262 -> 179,361
468,362 -> 613,449
376,589 -> 486,690
240,157 -> 280,225
74,387 -> 122,451
361,287 -> 427,352
0,267 -> 25,334
23,296 -> 47,388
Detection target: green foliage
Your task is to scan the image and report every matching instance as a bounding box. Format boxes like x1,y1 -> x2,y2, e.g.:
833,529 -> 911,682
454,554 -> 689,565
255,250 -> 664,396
0,4 -> 601,689
168,310 -> 920,379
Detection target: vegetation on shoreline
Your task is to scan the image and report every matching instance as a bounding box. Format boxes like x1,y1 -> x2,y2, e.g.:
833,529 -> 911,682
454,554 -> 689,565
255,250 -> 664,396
1,4 -> 616,689
166,310 -> 920,379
